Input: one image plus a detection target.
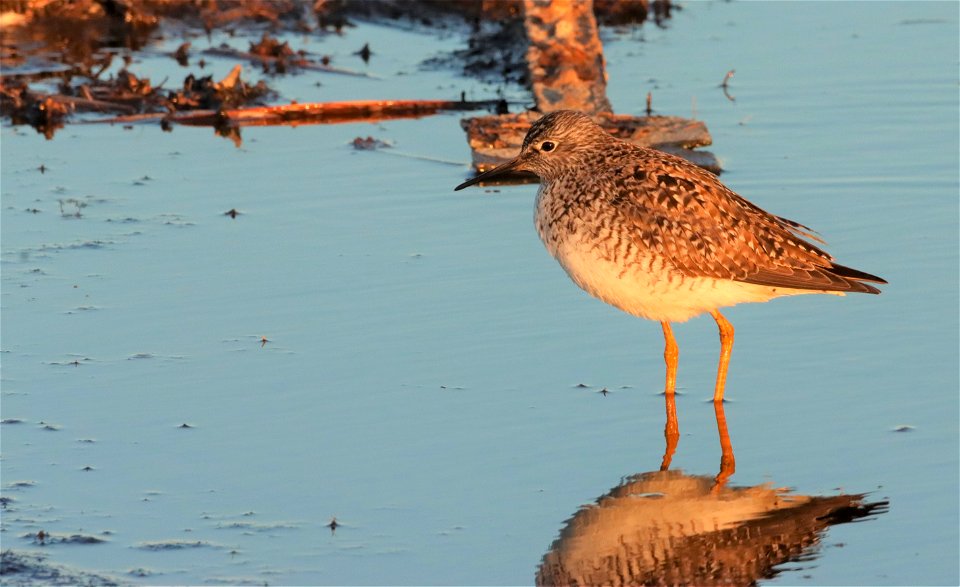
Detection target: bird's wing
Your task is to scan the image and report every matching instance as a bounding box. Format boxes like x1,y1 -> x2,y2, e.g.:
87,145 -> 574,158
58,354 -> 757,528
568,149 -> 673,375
604,150 -> 884,294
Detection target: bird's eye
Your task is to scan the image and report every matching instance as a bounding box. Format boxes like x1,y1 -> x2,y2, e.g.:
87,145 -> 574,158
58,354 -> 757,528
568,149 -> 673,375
540,141 -> 556,152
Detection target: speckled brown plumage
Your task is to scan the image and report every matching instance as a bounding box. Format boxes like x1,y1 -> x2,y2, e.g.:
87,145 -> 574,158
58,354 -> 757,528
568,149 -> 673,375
522,111 -> 882,294
455,110 -> 885,401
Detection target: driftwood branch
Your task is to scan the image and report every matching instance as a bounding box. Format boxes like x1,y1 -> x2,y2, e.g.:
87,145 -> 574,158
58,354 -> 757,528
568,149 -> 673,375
525,0 -> 612,115
459,0 -> 720,177
83,99 -> 505,128
462,111 -> 719,175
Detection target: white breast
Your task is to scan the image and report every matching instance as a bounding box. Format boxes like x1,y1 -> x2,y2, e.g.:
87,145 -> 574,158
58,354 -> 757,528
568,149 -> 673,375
535,194 -> 831,323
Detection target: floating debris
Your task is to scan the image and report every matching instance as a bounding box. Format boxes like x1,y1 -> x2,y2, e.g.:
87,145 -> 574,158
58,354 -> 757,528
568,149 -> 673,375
23,531 -> 107,545
134,539 -> 220,551
6,480 -> 37,489
57,198 -> 87,218
204,43 -> 372,78
174,41 -> 191,66
248,32 -> 295,73
355,42 -> 372,63
214,520 -> 298,532
352,136 -> 392,150
128,567 -> 153,578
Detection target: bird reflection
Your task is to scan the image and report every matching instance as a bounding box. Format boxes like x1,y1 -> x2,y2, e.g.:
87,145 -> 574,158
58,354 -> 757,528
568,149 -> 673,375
537,400 -> 888,586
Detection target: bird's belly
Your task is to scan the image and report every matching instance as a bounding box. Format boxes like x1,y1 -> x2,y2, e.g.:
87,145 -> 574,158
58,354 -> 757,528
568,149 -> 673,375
545,236 -> 804,323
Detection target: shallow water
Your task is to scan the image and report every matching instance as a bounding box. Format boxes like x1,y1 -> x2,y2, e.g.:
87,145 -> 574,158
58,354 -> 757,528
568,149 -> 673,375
2,2 -> 958,585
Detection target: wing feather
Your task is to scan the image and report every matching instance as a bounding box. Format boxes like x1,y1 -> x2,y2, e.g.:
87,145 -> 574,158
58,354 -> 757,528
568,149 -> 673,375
602,147 -> 886,294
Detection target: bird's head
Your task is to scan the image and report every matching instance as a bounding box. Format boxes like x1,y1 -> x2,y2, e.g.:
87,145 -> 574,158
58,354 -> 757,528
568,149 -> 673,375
454,110 -> 611,190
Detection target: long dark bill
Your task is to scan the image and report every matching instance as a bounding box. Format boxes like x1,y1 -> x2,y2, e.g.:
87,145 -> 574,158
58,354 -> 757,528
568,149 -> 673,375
454,157 -> 523,191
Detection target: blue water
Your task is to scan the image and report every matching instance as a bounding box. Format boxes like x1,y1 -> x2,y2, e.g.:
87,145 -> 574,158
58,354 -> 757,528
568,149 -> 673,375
2,2 -> 957,585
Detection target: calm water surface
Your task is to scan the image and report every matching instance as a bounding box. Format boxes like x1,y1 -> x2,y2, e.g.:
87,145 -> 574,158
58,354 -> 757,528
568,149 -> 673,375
2,2 -> 957,585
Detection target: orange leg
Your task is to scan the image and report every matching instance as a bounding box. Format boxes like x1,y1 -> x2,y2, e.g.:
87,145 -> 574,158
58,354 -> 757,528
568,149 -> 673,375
661,321 -> 679,395
660,321 -> 680,471
710,310 -> 734,403
660,391 -> 679,471
712,399 -> 736,491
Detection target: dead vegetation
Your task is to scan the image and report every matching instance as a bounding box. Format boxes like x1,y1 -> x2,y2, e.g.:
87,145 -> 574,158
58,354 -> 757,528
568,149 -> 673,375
1,0 -> 690,159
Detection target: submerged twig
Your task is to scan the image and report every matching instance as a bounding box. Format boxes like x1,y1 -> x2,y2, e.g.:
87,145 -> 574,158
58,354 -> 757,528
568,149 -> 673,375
720,69 -> 735,102
48,94 -> 138,113
719,69 -> 735,88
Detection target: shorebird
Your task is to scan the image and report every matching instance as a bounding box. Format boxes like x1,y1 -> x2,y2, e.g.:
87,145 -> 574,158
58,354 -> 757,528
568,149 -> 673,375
455,110 -> 885,401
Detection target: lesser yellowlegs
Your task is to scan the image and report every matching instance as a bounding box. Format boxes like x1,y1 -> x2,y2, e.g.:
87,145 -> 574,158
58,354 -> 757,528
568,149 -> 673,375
455,110 -> 885,401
